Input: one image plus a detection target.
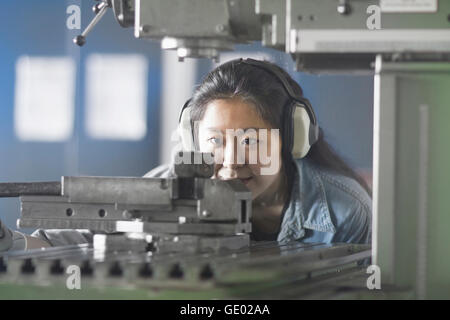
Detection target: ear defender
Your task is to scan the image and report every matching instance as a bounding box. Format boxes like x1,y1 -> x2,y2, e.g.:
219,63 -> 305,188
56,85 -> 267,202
178,99 -> 195,152
177,58 -> 320,159
291,100 -> 320,159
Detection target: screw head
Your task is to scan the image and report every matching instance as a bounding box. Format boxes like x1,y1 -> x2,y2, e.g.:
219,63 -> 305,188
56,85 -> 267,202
215,24 -> 226,33
93,4 -> 102,14
202,210 -> 211,218
337,3 -> 351,15
140,25 -> 151,33
122,210 -> 132,219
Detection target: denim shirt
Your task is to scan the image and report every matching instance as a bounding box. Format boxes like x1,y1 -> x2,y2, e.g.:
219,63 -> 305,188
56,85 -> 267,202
278,158 -> 372,245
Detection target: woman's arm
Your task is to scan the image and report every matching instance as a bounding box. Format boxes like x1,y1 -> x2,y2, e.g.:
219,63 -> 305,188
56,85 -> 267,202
1,219 -> 51,252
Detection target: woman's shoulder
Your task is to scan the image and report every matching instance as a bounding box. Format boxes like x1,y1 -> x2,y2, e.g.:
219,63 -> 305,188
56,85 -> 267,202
291,158 -> 372,243
297,158 -> 372,214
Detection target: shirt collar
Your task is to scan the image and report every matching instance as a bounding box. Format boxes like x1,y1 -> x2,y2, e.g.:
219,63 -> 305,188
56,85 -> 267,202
278,159 -> 336,242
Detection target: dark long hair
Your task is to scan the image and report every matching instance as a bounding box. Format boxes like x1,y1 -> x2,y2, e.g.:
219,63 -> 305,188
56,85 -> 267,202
189,59 -> 372,197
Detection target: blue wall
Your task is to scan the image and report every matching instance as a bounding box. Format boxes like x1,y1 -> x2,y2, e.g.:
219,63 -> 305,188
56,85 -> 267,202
0,0 -> 163,230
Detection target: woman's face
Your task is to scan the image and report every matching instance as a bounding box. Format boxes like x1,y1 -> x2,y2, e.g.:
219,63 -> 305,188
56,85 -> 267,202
197,98 -> 283,201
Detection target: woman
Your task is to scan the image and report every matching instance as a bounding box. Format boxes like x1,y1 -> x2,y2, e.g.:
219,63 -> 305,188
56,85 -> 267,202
147,58 -> 372,245
0,58 -> 371,249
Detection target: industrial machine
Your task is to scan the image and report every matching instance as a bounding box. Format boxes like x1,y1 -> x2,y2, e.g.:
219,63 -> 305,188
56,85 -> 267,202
79,0 -> 450,299
0,153 -> 372,299
1,0 -> 449,299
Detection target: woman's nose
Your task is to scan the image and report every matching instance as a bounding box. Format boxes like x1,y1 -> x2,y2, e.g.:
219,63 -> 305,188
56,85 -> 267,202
222,139 -> 244,169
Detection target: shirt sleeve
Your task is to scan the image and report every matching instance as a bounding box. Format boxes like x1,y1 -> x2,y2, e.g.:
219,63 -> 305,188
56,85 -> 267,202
31,229 -> 94,247
332,202 -> 372,245
143,164 -> 174,178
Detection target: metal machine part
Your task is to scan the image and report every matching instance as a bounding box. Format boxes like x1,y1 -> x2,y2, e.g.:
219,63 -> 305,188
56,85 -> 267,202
173,151 -> 215,178
135,0 -> 262,62
372,56 -> 450,299
17,177 -> 251,235
73,0 -> 112,46
10,152 -> 251,257
93,233 -> 250,254
0,241 -> 375,299
76,0 -> 450,72
0,182 -> 60,198
112,0 -> 135,28
0,152 -> 250,256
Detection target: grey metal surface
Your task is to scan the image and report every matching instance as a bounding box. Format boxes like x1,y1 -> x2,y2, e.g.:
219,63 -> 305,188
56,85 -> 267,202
137,0 -> 233,61
173,152 -> 214,178
288,29 -> 450,54
199,178 -> 251,223
62,176 -> 175,207
92,233 -> 249,254
7,173 -> 252,236
69,0 -> 446,70
120,0 -> 450,69
288,0 -> 450,31
17,156 -> 252,236
137,0 -> 232,38
112,0 -> 135,28
0,182 -> 61,198
0,241 -> 371,295
372,57 -> 450,298
115,221 -> 251,236
134,0 -> 262,60
287,0 -> 450,72
255,0 -> 286,50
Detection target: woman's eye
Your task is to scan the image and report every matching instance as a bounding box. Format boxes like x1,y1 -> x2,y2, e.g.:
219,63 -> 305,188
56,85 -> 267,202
241,137 -> 259,145
207,137 -> 222,146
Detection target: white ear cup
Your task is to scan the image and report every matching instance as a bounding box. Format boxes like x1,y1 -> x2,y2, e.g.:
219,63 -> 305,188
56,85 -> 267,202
178,106 -> 195,151
292,106 -> 311,159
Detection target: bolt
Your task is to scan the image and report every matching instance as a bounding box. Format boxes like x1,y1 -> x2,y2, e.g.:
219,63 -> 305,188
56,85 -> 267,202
337,1 -> 351,15
202,210 -> 211,218
66,208 -> 73,217
160,180 -> 168,190
93,4 -> 100,14
215,24 -> 226,33
122,210 -> 132,219
140,25 -> 151,33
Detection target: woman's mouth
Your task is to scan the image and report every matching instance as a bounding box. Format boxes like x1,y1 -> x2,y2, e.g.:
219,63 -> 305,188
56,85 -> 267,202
238,177 -> 253,185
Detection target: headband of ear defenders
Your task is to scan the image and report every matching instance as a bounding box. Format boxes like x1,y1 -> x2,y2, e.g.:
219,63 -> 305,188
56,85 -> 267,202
178,58 -> 320,158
